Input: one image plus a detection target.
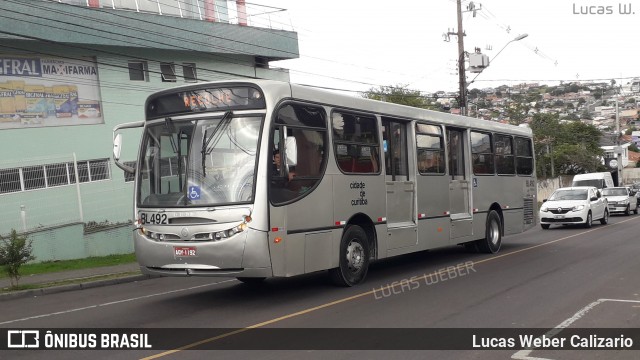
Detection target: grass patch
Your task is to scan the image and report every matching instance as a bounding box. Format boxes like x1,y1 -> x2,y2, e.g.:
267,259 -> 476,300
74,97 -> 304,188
0,253 -> 137,279
0,271 -> 142,293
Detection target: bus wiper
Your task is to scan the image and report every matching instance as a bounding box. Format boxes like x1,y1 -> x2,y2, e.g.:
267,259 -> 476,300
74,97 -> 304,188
201,111 -> 233,177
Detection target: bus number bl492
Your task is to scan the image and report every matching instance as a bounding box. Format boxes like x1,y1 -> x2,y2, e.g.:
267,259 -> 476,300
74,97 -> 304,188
140,212 -> 168,225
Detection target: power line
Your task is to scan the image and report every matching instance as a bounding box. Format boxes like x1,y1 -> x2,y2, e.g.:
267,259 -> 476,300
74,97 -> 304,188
4,1 -> 634,104
29,0 -> 432,89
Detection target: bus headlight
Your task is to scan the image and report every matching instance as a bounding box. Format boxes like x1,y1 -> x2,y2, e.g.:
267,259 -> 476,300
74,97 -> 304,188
141,228 -> 166,241
213,223 -> 247,241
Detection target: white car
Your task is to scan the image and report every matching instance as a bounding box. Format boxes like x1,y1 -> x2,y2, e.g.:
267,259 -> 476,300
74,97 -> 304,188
539,186 -> 609,229
602,187 -> 638,215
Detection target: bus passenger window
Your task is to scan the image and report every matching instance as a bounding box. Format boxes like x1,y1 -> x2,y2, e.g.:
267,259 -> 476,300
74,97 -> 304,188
495,134 -> 515,175
470,131 -> 494,175
332,112 -> 380,174
416,133 -> 444,174
515,137 -> 533,175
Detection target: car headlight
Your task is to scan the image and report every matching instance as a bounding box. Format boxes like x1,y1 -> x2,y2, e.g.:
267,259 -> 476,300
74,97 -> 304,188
540,207 -> 548,212
571,205 -> 585,212
621,199 -> 629,205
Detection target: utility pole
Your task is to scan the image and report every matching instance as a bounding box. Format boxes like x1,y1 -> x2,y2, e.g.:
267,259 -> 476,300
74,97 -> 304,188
456,0 -> 466,116
615,99 -> 622,185
443,1 -> 481,116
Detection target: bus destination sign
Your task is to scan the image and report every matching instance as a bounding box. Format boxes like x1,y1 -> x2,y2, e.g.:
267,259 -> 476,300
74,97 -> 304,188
146,86 -> 265,118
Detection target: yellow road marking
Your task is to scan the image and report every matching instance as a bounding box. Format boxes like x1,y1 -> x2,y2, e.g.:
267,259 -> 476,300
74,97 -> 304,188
142,218 -> 637,359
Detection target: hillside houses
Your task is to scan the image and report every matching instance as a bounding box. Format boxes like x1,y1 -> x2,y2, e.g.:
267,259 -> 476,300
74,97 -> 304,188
459,82 -> 639,129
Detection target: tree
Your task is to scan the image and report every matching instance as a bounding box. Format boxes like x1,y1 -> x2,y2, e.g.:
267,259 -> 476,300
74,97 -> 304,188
530,113 -> 604,178
0,230 -> 36,288
567,83 -> 580,93
505,102 -> 530,125
361,84 -> 440,110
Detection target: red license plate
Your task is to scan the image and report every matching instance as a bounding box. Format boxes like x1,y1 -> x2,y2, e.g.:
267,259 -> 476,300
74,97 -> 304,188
174,246 -> 196,257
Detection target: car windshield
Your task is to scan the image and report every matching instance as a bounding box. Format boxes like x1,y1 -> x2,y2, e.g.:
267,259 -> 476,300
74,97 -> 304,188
137,114 -> 262,207
602,188 -> 627,196
572,179 -> 603,188
549,189 -> 588,201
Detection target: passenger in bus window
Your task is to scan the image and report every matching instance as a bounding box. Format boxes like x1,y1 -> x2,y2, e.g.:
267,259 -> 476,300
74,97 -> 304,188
273,149 -> 296,181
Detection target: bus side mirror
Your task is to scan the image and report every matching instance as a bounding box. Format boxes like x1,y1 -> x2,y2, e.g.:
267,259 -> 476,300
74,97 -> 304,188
113,133 -> 135,174
285,137 -> 297,167
113,133 -> 123,161
112,120 -> 143,174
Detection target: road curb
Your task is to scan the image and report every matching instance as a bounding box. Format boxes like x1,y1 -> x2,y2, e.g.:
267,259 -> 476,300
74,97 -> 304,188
0,274 -> 157,302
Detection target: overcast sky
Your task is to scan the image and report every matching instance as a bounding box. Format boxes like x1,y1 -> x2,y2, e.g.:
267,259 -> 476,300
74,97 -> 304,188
249,0 -> 640,95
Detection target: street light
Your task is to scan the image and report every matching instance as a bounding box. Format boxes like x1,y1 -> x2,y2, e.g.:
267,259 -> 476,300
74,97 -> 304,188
462,33 -> 528,115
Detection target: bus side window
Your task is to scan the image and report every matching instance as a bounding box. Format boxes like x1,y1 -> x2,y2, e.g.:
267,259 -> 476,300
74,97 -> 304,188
270,104 -> 327,205
515,137 -> 533,175
495,134 -> 515,175
470,131 -> 494,175
332,112 -> 380,174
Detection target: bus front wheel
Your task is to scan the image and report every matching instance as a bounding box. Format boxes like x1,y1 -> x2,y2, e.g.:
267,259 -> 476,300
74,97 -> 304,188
329,225 -> 370,287
477,210 -> 502,254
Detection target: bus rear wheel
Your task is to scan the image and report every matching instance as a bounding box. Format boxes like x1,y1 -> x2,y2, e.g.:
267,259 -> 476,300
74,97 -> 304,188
329,225 -> 370,287
477,210 -> 502,254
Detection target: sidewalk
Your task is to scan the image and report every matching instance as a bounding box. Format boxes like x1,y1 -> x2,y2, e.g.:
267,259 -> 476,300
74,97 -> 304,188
0,262 -> 154,301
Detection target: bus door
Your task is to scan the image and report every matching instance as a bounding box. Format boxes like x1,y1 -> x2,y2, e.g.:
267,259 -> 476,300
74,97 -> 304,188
446,127 -> 473,240
382,118 -> 417,249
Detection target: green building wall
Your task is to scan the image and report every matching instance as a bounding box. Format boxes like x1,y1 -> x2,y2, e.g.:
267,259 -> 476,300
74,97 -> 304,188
0,1 -> 298,262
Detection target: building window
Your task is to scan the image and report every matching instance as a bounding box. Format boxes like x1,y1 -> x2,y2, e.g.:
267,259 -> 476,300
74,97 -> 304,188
89,159 -> 110,181
23,166 -> 46,191
128,61 -> 148,81
123,161 -> 136,182
0,168 -> 21,194
77,161 -> 90,183
160,63 -> 177,82
0,159 -> 112,195
45,163 -> 70,187
182,63 -> 197,82
255,56 -> 269,69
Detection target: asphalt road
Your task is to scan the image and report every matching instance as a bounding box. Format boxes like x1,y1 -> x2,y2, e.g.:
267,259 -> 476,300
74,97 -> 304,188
2,215 -> 640,360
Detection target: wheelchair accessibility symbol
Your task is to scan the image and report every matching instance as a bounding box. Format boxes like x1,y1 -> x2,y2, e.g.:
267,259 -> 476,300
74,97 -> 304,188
188,186 -> 201,200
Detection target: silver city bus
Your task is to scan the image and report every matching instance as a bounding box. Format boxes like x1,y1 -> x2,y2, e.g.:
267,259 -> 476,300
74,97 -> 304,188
113,80 -> 537,286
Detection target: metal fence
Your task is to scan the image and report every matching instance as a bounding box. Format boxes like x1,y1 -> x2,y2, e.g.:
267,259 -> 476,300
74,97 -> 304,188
54,0 -> 294,31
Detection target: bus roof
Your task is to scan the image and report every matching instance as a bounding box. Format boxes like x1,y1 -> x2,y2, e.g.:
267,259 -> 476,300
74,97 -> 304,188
146,79 -> 533,137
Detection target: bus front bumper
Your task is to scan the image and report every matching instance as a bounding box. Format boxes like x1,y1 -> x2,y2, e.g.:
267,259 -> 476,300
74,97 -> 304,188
134,228 -> 273,278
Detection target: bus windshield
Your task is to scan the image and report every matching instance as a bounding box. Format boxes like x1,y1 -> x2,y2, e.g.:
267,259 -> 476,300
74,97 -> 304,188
138,114 -> 262,207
